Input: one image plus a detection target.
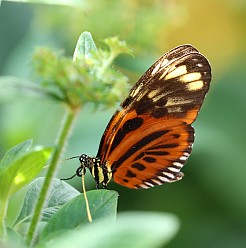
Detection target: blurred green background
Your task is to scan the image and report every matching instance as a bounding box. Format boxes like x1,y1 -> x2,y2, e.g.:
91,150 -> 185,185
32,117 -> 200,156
0,0 -> 246,247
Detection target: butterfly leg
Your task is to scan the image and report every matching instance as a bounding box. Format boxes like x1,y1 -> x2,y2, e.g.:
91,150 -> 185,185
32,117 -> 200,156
102,184 -> 110,190
60,166 -> 85,180
96,183 -> 100,190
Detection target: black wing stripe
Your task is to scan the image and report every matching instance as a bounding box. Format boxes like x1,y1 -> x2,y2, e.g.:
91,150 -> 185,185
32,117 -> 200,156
112,130 -> 170,170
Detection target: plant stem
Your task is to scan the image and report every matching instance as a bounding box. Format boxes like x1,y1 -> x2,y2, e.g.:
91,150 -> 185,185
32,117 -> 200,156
25,107 -> 79,246
0,198 -> 8,240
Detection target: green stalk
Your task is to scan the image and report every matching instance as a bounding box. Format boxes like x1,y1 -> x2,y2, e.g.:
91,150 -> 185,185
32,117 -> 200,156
25,107 -> 79,246
0,197 -> 8,239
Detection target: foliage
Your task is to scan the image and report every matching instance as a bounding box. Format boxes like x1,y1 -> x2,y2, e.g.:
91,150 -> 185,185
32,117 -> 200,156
38,212 -> 179,248
0,140 -> 52,239
31,32 -> 130,110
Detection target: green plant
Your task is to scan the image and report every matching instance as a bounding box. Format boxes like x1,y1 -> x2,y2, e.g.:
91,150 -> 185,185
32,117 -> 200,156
0,32 -> 179,248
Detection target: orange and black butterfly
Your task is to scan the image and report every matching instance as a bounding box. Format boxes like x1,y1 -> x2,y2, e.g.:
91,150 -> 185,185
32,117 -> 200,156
71,44 -> 211,189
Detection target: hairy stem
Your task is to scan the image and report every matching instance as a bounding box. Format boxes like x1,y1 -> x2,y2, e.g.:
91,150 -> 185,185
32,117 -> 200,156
0,197 -> 8,240
25,107 -> 79,246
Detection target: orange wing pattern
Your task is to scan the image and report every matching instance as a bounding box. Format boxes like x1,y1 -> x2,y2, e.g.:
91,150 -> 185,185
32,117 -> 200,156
97,45 -> 211,189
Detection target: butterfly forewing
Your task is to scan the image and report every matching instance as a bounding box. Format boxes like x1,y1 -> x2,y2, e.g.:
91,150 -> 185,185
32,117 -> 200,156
97,45 -> 211,189
127,44 -> 200,100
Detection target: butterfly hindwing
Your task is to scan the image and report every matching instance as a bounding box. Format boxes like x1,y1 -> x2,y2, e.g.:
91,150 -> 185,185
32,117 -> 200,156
110,117 -> 194,189
96,44 -> 211,189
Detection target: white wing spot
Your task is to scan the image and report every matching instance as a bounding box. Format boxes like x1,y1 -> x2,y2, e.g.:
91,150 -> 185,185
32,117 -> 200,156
144,182 -> 154,187
158,176 -> 170,182
179,156 -> 188,161
165,65 -> 187,80
167,167 -> 180,173
139,184 -> 149,189
160,58 -> 169,67
130,83 -> 143,97
148,89 -> 160,99
151,61 -> 161,75
151,58 -> 170,76
152,91 -> 170,102
173,162 -> 183,167
180,72 -> 201,83
186,80 -> 204,91
162,172 -> 175,179
152,179 -> 162,185
167,106 -> 182,113
165,97 -> 194,107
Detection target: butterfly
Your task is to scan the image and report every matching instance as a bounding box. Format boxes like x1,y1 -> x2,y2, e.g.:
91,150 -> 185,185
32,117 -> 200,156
70,44 -> 211,189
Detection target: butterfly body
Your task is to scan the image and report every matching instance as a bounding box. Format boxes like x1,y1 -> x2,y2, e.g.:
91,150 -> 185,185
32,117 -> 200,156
77,45 -> 211,189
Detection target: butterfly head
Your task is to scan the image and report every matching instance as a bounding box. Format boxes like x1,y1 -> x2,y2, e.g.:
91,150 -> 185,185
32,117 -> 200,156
79,154 -> 94,169
78,154 -> 112,189
62,154 -> 111,189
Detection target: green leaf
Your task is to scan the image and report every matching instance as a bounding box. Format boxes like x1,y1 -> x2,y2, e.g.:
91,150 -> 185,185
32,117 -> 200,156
73,31 -> 98,61
38,212 -> 179,248
5,227 -> 27,248
14,178 -> 80,227
0,139 -> 32,169
103,36 -> 132,58
40,190 -> 118,240
0,76 -> 54,102
0,145 -> 52,202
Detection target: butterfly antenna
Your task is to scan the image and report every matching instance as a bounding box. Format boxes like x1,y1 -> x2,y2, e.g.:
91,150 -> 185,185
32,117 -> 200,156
81,168 -> 92,223
63,156 -> 81,161
60,156 -> 81,180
